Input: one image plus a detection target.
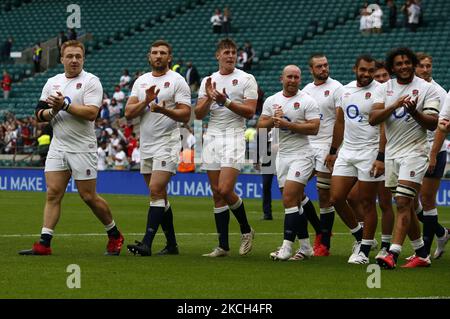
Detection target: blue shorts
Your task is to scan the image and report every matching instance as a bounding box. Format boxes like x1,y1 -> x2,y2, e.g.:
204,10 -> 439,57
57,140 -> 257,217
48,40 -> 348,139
425,151 -> 446,179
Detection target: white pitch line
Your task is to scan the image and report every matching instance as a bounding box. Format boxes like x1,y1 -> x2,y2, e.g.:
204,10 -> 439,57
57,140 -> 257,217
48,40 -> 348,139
0,232 -> 354,238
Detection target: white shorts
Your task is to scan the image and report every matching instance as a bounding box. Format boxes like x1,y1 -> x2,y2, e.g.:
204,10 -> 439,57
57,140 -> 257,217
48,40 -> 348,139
311,146 -> 330,174
385,154 -> 429,188
276,154 -> 315,188
201,133 -> 245,171
140,157 -> 177,174
45,149 -> 97,180
333,148 -> 384,182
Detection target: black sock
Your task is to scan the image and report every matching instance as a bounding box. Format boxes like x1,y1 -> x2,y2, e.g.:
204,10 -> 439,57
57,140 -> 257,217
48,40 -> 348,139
230,200 -> 251,234
423,215 -> 437,255
417,210 -> 424,223
106,225 -> 120,239
381,241 -> 390,250
142,205 -> 165,247
214,209 -> 230,251
360,243 -> 371,257
352,227 -> 363,242
284,210 -> 299,242
302,199 -> 321,235
39,233 -> 52,247
320,211 -> 335,248
391,250 -> 399,262
161,206 -> 177,247
297,211 -> 309,240
415,244 -> 428,258
435,223 -> 446,238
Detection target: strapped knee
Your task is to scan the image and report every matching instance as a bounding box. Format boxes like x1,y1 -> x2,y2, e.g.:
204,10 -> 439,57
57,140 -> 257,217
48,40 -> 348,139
395,184 -> 417,199
316,177 -> 331,190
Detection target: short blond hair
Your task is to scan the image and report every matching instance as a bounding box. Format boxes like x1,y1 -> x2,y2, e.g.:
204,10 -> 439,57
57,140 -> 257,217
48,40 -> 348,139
60,40 -> 85,57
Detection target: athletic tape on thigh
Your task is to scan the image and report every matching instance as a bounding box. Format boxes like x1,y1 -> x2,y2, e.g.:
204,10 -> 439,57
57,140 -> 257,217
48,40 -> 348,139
316,177 -> 331,190
395,184 -> 417,198
389,187 -> 397,196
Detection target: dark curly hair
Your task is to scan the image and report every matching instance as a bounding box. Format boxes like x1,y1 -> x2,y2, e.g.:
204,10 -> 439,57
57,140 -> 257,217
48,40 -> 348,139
385,47 -> 419,75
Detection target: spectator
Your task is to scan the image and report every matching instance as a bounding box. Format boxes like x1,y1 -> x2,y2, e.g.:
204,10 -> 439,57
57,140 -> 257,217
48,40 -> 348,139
243,42 -> 255,71
1,70 -> 12,99
68,28 -> 77,40
387,0 -> 397,28
112,85 -> 125,109
119,69 -> 131,88
112,144 -> 127,170
370,4 -> 383,33
185,61 -> 200,93
32,43 -> 43,73
210,9 -> 222,34
99,100 -> 110,120
359,3 -> 371,34
1,37 -> 13,63
237,47 -> 248,69
37,124 -> 52,166
407,0 -> 421,32
130,140 -> 140,170
97,139 -> 109,171
108,98 -> 121,123
126,132 -> 138,158
172,59 -> 184,74
57,31 -> 68,60
222,7 -> 232,34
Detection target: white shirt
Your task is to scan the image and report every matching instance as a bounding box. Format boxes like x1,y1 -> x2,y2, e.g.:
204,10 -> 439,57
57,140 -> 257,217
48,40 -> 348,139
408,4 -> 421,24
97,147 -> 107,170
427,80 -> 447,152
120,75 -> 131,86
371,8 -> 383,28
113,90 -> 125,102
262,90 -> 320,156
303,77 -> 343,148
132,147 -> 140,163
210,14 -> 222,26
130,70 -> 191,160
438,90 -> 450,120
373,76 -> 441,159
340,80 -> 381,151
114,150 -> 127,166
39,70 -> 102,153
198,68 -> 258,135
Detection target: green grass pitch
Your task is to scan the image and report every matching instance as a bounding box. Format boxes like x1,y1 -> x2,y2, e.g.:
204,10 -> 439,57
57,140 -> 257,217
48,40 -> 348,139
0,191 -> 449,299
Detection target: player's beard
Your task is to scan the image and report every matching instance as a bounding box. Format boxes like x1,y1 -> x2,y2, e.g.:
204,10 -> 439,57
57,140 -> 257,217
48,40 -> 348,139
151,60 -> 168,73
356,75 -> 373,87
314,71 -> 329,81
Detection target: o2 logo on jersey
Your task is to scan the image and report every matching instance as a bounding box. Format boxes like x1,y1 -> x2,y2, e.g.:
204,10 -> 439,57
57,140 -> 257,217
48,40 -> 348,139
319,113 -> 324,120
346,104 -> 363,122
392,108 -> 412,122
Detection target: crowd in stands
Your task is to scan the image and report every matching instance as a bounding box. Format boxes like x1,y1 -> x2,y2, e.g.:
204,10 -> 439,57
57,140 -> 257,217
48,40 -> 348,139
360,0 -> 423,34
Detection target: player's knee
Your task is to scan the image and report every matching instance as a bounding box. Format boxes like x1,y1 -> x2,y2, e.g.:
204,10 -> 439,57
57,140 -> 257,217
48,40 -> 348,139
79,191 -> 96,205
46,189 -> 64,203
217,184 -> 233,198
149,184 -> 165,198
419,193 -> 435,211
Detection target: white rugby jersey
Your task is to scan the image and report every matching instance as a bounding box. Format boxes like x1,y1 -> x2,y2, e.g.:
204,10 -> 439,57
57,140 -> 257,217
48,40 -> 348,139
130,70 -> 191,159
439,90 -> 450,120
40,70 -> 102,153
262,90 -> 320,156
373,75 -> 440,159
302,77 -> 343,148
427,80 -> 447,152
340,80 -> 381,151
198,68 -> 258,135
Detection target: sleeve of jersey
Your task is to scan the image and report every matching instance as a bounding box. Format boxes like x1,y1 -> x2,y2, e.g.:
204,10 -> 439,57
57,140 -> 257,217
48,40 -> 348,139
261,97 -> 273,117
372,84 -> 386,104
175,78 -> 192,106
198,77 -> 208,98
39,79 -> 51,101
130,77 -> 140,98
305,98 -> 321,120
422,85 -> 441,115
83,77 -> 103,108
333,86 -> 344,108
243,75 -> 258,100
439,91 -> 450,120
